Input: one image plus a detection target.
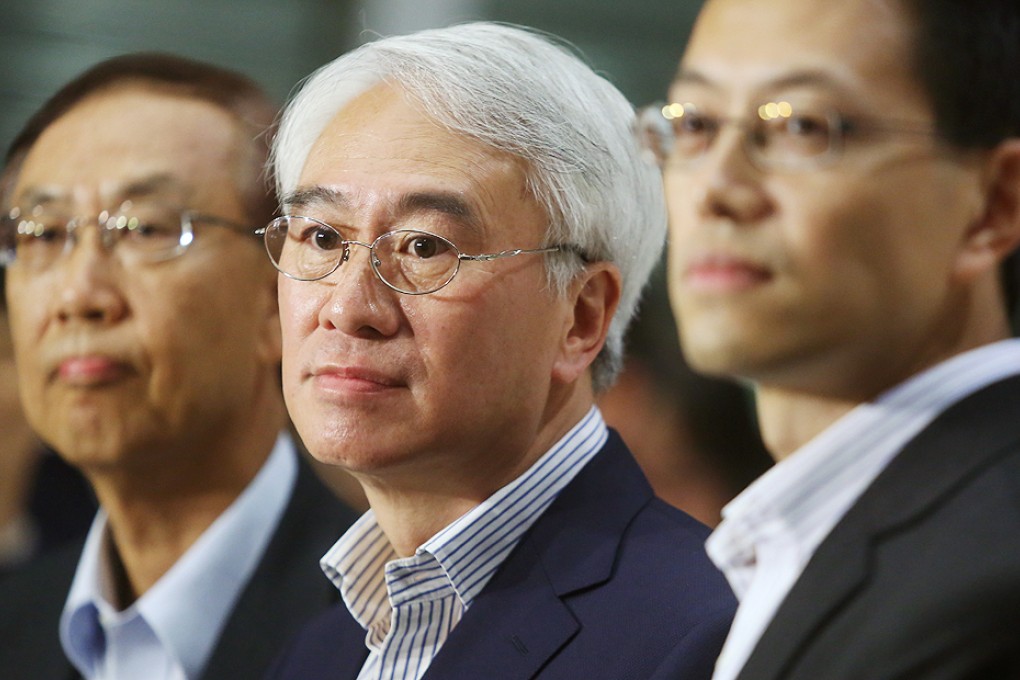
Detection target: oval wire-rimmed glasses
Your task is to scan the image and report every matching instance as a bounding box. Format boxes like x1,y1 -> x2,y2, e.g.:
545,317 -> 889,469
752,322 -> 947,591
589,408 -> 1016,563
636,100 -> 938,171
257,214 -> 566,295
0,203 -> 249,269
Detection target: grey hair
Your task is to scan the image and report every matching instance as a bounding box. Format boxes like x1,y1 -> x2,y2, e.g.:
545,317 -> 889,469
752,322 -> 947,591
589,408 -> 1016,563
272,22 -> 667,391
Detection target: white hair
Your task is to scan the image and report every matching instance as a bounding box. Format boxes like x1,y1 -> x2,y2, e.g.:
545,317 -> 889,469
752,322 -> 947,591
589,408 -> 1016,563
273,22 -> 667,391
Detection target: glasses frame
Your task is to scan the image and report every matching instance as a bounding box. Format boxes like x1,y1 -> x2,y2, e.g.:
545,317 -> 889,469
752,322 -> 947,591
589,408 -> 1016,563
637,100 -> 938,172
0,207 -> 250,269
258,214 -> 564,296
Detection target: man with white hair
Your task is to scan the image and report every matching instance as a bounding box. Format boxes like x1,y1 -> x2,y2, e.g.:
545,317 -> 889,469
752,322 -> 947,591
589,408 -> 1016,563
264,22 -> 735,680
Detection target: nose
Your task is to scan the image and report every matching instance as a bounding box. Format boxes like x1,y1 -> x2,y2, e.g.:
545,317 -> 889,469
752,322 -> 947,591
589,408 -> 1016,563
316,242 -> 401,339
55,227 -> 128,326
694,124 -> 774,224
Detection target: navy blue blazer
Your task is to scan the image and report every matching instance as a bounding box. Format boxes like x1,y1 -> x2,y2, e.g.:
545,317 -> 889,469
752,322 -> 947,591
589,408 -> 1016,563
0,454 -> 359,680
727,375 -> 1020,680
267,430 -> 736,680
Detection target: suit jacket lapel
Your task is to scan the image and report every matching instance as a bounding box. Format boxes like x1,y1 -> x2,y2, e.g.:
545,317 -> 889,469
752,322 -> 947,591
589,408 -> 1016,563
424,431 -> 653,680
738,375 -> 1020,680
200,455 -> 358,680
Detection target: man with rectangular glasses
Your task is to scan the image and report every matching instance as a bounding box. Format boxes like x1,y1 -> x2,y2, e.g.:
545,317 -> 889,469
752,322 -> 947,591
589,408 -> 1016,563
655,0 -> 1020,678
0,54 -> 358,680
262,22 -> 735,680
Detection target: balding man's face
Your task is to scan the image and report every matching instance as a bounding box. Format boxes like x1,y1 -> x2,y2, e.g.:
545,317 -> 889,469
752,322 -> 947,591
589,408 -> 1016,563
5,85 -> 281,473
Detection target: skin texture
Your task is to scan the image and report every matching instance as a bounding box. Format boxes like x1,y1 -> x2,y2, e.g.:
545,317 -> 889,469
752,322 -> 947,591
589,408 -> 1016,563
279,83 -> 620,556
665,0 -> 1020,457
4,83 -> 285,598
0,310 -> 38,540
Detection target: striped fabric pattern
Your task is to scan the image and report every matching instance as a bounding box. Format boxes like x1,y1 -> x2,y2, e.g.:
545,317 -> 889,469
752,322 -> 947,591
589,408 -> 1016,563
320,407 -> 609,680
707,339 -> 1020,680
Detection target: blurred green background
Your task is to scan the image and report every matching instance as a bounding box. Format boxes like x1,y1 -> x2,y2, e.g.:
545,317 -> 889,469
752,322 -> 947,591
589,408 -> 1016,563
0,0 -> 703,153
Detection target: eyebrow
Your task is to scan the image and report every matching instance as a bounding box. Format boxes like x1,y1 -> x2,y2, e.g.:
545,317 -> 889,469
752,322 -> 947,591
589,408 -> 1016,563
281,186 -> 348,212
16,172 -> 189,209
672,68 -> 856,98
282,186 -> 482,232
119,173 -> 188,202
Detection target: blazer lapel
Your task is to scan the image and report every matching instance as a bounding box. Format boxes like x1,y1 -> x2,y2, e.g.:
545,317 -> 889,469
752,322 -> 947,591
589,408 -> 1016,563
738,375 -> 1020,680
424,431 -> 653,680
422,540 -> 581,680
200,456 -> 358,680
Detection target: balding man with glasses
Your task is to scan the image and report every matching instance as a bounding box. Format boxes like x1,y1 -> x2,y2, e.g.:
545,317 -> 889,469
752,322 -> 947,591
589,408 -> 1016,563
261,22 -> 734,680
0,54 -> 357,680
647,0 -> 1020,678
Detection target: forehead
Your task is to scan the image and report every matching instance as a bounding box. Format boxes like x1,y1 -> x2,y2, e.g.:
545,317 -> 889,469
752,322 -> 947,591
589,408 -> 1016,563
678,0 -> 925,110
296,84 -> 534,232
12,84 -> 243,210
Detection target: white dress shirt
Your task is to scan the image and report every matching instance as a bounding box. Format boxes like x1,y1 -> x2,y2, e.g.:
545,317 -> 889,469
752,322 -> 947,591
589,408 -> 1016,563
60,434 -> 298,680
708,339 -> 1020,680
320,407 -> 609,680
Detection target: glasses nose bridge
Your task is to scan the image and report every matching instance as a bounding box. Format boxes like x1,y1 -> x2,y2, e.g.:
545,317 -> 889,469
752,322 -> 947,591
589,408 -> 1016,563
65,215 -> 119,256
703,115 -> 761,171
334,237 -> 388,286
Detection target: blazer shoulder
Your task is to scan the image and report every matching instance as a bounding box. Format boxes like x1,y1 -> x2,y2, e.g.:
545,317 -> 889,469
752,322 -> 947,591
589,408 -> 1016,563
199,456 -> 360,680
0,540 -> 82,678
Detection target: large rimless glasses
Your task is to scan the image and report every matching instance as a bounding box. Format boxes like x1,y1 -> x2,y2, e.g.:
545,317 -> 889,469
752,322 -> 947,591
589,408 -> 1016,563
637,100 -> 937,171
0,202 -> 249,269
258,215 -> 564,295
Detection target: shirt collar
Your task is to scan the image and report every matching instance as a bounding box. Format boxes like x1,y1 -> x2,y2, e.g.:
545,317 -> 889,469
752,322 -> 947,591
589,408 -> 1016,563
321,406 -> 609,631
709,339 -> 1020,594
61,434 -> 298,679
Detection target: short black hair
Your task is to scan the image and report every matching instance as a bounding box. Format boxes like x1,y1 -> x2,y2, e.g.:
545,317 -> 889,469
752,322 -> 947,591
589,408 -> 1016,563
901,0 -> 1020,331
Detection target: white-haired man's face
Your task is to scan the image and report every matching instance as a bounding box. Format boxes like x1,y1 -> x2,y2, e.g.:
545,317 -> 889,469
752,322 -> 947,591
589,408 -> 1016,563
277,84 -> 599,498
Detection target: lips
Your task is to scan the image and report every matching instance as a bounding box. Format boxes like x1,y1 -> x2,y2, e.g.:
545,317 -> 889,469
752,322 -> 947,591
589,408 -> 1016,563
683,253 -> 773,293
56,355 -> 133,386
310,365 -> 406,395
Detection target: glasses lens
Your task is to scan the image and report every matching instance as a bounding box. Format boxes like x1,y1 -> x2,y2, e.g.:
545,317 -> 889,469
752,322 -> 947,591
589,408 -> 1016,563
5,209 -> 71,269
638,103 -> 715,169
264,216 -> 345,281
103,205 -> 187,261
372,230 -> 460,294
752,104 -> 836,167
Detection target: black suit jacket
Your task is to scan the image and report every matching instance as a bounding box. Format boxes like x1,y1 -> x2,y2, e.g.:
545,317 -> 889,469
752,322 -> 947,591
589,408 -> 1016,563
268,430 -> 736,680
0,454 -> 358,680
733,375 -> 1020,680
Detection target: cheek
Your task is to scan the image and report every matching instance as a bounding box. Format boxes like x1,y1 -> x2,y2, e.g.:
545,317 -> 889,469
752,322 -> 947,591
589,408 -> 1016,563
279,279 -> 323,341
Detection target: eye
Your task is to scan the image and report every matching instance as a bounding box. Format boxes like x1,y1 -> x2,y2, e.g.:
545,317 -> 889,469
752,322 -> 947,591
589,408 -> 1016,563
15,218 -> 66,246
757,106 -> 834,158
305,224 -> 343,251
668,106 -> 719,160
123,218 -> 176,239
673,109 -> 717,138
396,232 -> 453,259
783,113 -> 831,138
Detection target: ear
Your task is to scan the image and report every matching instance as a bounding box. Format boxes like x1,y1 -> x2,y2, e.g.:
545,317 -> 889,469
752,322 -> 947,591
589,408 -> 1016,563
551,262 -> 622,385
954,140 -> 1020,283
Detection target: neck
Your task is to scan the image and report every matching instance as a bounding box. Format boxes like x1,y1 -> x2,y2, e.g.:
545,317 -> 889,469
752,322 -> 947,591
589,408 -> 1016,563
363,383 -> 595,558
756,279 -> 1015,460
90,389 -> 286,606
754,387 -> 858,460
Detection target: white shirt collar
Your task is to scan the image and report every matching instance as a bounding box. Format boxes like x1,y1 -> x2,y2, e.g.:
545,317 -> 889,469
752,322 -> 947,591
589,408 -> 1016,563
707,339 -> 1020,680
61,434 -> 298,680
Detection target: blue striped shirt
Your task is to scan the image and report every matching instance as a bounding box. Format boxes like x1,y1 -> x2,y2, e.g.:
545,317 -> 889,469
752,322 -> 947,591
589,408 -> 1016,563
320,407 -> 609,680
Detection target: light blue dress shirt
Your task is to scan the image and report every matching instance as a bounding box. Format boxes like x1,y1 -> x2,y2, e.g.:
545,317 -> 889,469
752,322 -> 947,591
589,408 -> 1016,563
60,434 -> 298,680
